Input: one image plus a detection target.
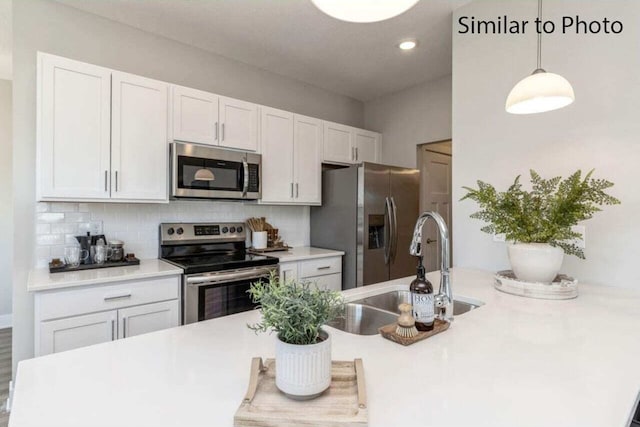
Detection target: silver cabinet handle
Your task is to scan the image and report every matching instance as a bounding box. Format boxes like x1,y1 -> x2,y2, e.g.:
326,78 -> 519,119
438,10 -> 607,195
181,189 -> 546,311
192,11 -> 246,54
290,182 -> 294,198
104,292 -> 132,301
111,319 -> 115,340
104,170 -> 108,192
122,317 -> 127,339
426,238 -> 437,244
352,147 -> 356,161
215,122 -> 219,141
295,183 -> 299,198
222,123 -> 225,141
317,266 -> 331,270
115,171 -> 119,192
355,147 -> 359,161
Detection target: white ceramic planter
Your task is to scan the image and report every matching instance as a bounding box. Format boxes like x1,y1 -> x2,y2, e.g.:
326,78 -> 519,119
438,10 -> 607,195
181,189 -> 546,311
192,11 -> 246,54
275,330 -> 332,400
507,243 -> 564,284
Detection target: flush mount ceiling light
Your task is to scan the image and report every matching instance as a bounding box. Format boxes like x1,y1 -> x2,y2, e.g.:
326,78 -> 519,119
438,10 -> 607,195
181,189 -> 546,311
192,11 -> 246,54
506,0 -> 575,114
311,0 -> 420,23
398,40 -> 417,50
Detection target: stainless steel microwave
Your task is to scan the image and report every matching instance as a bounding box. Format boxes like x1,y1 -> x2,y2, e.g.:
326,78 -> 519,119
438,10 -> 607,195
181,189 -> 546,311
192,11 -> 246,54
170,142 -> 261,200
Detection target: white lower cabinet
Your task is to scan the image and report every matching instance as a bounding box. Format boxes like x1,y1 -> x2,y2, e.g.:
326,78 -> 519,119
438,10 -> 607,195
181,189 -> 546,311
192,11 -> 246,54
35,276 -> 180,356
278,256 -> 342,292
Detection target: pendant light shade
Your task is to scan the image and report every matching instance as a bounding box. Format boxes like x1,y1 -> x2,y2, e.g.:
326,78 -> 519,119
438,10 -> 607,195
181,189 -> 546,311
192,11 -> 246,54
506,69 -> 575,114
311,0 -> 420,23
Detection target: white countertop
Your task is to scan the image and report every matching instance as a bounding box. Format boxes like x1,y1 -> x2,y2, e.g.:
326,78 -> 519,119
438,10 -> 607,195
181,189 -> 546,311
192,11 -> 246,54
10,268 -> 640,427
265,246 -> 344,263
28,259 -> 183,292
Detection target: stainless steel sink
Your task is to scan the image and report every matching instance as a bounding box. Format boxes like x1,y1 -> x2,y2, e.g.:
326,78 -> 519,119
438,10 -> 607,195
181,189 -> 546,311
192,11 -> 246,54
327,290 -> 484,336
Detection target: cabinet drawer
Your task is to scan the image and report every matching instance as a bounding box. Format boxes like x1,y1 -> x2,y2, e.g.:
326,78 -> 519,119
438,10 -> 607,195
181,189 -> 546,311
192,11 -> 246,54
306,273 -> 342,292
37,276 -> 180,321
299,257 -> 342,279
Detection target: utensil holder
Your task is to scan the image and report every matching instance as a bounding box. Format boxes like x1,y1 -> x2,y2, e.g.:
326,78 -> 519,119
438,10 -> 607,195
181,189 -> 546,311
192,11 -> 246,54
252,231 -> 268,250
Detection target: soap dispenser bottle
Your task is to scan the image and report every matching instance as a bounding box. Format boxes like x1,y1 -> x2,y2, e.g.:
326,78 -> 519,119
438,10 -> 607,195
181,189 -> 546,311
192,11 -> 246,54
410,257 -> 435,331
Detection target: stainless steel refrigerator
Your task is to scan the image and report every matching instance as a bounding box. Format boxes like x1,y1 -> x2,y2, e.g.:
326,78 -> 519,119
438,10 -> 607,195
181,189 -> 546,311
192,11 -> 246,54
310,163 -> 419,290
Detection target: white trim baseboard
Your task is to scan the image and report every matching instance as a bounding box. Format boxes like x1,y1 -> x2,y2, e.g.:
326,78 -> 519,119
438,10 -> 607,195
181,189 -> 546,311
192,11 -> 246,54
0,314 -> 12,329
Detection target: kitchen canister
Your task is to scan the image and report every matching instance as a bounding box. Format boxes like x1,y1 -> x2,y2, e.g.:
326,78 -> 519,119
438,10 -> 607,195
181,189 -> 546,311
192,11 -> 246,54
252,231 -> 268,250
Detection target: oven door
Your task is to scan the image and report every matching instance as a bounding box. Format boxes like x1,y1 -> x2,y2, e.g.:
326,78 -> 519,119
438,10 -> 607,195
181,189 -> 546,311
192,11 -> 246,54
183,266 -> 277,324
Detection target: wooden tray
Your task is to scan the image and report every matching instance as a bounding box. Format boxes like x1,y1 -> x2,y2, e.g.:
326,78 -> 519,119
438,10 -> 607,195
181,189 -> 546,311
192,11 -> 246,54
234,358 -> 368,427
379,319 -> 450,346
248,246 -> 292,254
49,257 -> 140,273
494,270 -> 578,300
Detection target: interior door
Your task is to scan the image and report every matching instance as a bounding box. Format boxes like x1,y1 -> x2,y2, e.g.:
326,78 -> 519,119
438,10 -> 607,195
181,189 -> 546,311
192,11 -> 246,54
260,107 -> 294,203
219,96 -> 258,152
38,53 -> 112,200
389,166 -> 420,280
362,163 -> 391,285
420,150 -> 452,272
118,300 -> 179,339
111,71 -> 168,201
39,310 -> 117,356
171,85 -> 219,145
293,114 -> 323,204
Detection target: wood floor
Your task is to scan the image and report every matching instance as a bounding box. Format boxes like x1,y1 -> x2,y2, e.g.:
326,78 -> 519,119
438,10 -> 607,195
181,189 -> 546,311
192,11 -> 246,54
0,328 -> 11,427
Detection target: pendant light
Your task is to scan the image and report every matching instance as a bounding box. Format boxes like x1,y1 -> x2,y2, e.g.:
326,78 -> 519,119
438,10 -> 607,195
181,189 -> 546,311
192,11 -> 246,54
311,0 -> 420,23
506,0 -> 575,114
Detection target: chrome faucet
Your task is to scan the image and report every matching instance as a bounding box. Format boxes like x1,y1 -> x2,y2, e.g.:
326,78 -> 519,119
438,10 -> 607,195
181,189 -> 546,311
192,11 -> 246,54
409,211 -> 453,322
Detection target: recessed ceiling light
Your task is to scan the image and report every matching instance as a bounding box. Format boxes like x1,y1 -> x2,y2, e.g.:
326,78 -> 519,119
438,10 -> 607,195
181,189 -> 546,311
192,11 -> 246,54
398,40 -> 417,50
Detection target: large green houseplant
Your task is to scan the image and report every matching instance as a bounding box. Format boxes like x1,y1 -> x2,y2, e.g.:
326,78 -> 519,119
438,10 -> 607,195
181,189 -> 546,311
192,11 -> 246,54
248,273 -> 343,399
462,169 -> 619,282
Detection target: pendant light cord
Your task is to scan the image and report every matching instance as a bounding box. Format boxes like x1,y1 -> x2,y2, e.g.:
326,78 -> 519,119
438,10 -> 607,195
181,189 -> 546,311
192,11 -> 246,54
537,0 -> 543,70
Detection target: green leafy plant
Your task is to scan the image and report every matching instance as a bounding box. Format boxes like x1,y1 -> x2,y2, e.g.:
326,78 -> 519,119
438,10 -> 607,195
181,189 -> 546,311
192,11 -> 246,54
461,169 -> 620,259
247,273 -> 344,345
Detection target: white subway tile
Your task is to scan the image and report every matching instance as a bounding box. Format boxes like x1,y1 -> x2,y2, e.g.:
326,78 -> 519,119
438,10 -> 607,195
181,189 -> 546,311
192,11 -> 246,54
36,224 -> 51,235
51,223 -> 77,234
36,203 -> 50,213
36,234 -> 64,246
50,202 -> 78,213
37,213 -> 65,223
64,212 -> 91,223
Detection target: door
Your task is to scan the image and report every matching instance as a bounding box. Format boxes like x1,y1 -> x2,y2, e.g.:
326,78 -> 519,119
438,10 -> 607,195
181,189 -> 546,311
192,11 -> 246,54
171,85 -> 219,145
362,163 -> 391,286
118,300 -> 179,339
420,149 -> 452,272
389,167 -> 420,280
279,262 -> 299,283
111,71 -> 168,201
219,96 -> 258,152
354,129 -> 381,164
259,107 -> 294,203
323,121 -> 354,164
38,53 -> 112,200
39,310 -> 117,356
293,115 -> 323,204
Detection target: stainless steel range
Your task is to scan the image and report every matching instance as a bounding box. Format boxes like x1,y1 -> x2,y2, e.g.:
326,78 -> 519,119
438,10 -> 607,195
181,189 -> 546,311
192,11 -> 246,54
159,222 -> 278,324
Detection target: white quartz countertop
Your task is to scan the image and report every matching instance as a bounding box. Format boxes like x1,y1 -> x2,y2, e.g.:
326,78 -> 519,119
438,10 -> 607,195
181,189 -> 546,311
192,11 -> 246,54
264,246 -> 344,262
27,259 -> 183,292
11,268 -> 640,427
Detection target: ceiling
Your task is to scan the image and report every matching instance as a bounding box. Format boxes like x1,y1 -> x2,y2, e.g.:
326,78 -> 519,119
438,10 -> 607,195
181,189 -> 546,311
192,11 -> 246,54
0,0 -> 11,80
55,0 -> 468,101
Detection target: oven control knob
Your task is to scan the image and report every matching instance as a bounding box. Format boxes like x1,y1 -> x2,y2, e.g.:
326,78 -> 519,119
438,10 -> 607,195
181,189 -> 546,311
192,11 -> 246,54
230,226 -> 236,233
222,227 -> 229,234
237,226 -> 243,233
167,228 -> 175,236
176,227 -> 184,235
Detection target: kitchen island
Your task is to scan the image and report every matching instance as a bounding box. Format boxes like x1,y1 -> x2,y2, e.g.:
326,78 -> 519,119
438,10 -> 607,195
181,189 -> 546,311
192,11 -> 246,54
9,268 -> 640,427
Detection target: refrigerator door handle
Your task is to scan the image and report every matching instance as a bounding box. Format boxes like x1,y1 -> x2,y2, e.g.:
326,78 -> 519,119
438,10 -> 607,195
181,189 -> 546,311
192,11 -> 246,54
384,197 -> 393,265
390,197 -> 399,262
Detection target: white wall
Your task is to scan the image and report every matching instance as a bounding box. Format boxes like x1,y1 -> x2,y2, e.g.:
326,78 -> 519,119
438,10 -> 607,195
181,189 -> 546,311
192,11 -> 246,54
452,0 -> 639,287
12,0 -> 364,374
0,79 -> 11,327
364,75 -> 452,168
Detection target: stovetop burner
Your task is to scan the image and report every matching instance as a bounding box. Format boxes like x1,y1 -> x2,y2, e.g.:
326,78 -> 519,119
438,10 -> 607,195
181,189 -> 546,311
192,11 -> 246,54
163,252 -> 277,275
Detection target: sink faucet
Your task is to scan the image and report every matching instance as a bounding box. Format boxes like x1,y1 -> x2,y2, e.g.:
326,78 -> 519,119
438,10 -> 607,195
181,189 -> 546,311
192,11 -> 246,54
409,211 -> 453,322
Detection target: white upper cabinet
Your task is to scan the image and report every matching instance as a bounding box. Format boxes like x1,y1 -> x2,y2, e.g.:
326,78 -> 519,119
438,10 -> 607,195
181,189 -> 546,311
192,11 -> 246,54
111,72 -> 169,202
354,128 -> 382,164
38,53 -> 112,200
171,85 -> 219,145
219,96 -> 259,152
260,107 -> 295,203
294,115 -> 323,204
323,121 -> 354,164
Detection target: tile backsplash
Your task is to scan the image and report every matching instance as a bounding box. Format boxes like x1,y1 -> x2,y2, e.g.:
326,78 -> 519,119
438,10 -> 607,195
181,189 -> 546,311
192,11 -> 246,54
35,201 -> 310,268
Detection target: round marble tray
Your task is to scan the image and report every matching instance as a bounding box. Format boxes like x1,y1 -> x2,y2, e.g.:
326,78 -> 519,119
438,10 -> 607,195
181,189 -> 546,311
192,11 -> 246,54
494,270 -> 578,300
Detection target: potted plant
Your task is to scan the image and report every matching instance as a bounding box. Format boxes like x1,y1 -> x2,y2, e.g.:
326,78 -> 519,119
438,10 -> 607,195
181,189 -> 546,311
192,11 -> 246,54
248,273 -> 344,400
462,170 -> 619,283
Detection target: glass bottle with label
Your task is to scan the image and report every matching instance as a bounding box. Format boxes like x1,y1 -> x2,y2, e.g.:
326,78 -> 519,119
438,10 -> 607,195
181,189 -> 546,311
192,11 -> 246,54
410,258 -> 435,331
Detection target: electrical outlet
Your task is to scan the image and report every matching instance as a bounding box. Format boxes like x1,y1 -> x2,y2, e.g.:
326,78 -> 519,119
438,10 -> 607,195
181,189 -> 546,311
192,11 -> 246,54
493,233 -> 506,243
571,225 -> 586,249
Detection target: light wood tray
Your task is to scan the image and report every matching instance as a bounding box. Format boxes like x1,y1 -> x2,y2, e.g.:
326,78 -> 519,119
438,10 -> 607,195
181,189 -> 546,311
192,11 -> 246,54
234,358 -> 368,427
379,319 -> 450,346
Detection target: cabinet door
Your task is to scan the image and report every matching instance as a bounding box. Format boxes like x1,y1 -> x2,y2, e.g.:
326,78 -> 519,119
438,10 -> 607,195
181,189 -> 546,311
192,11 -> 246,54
293,115 -> 323,205
111,71 -> 169,202
260,107 -> 294,203
171,85 -> 219,145
219,96 -> 258,152
279,262 -> 299,283
323,121 -> 354,164
118,300 -> 179,339
39,310 -> 117,356
355,129 -> 381,164
306,273 -> 342,292
37,53 -> 112,200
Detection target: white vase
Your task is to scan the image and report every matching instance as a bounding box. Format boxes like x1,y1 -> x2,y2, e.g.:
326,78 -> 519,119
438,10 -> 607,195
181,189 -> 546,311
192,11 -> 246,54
507,243 -> 564,284
275,330 -> 332,400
